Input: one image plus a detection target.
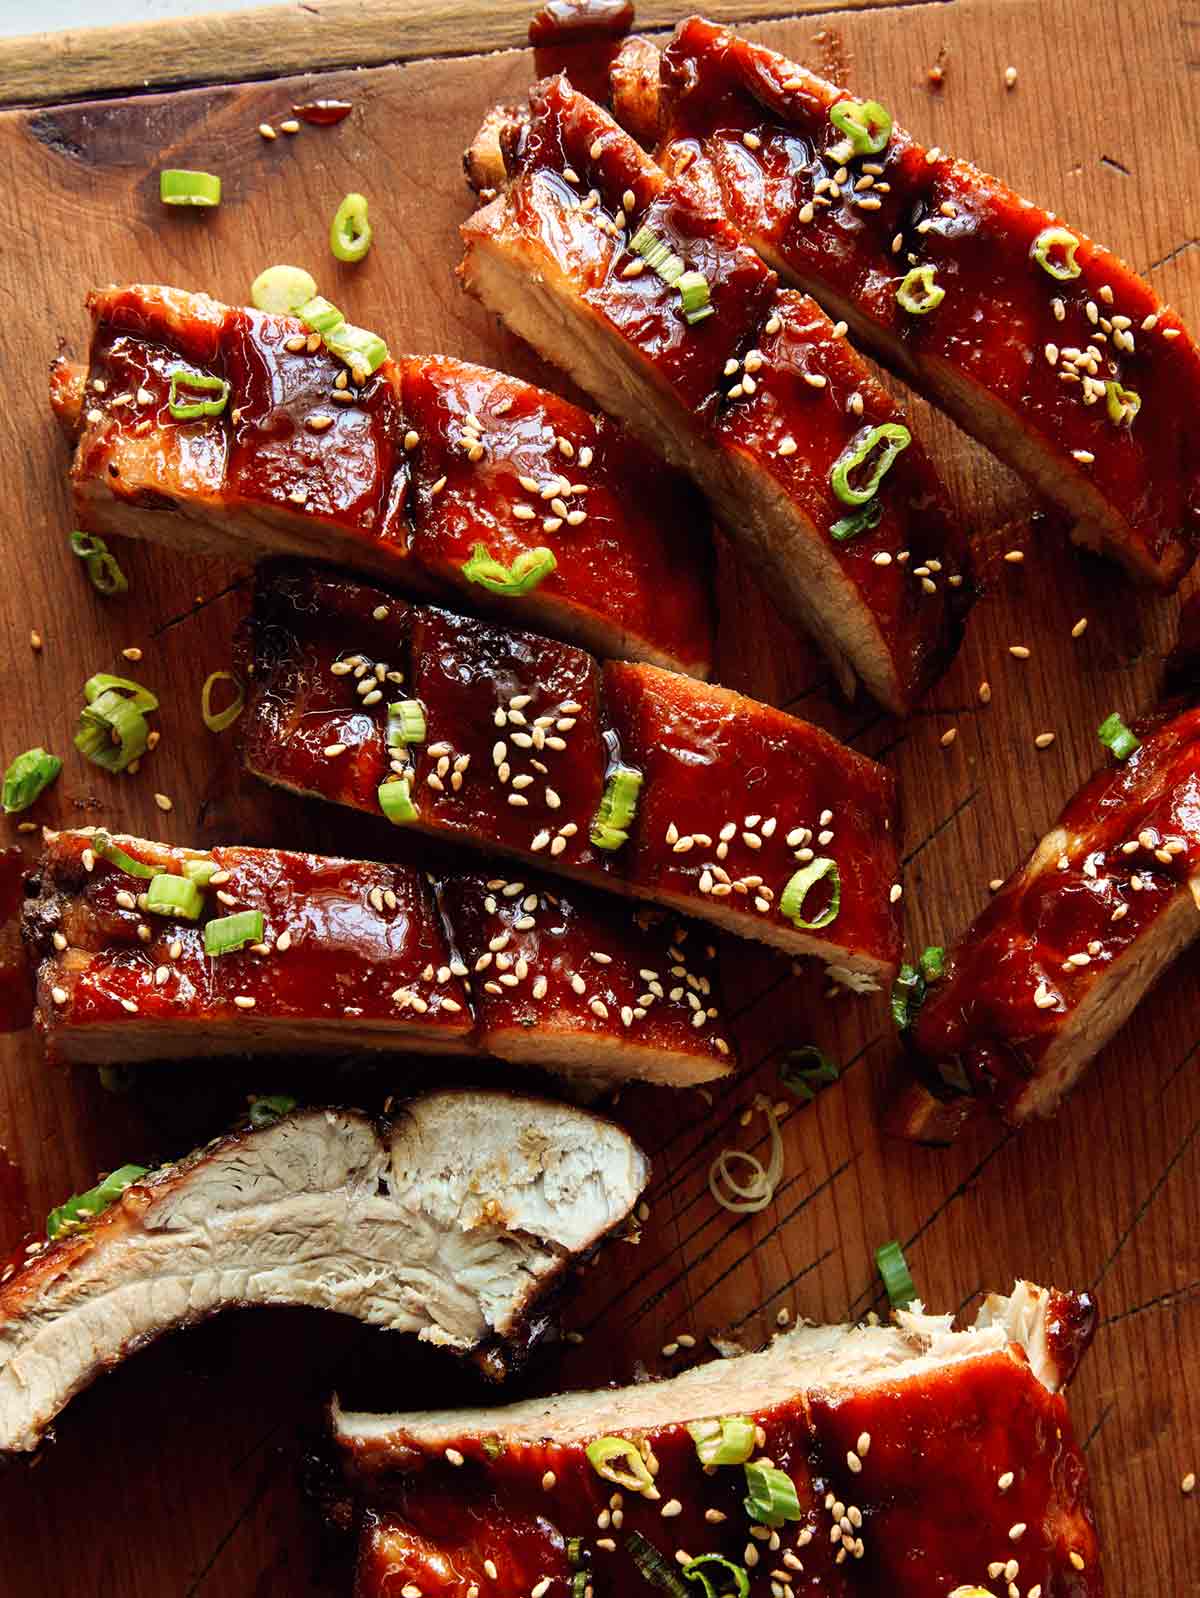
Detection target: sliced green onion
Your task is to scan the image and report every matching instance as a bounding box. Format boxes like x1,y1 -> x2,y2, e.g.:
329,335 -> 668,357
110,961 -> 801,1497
629,225 -> 713,320
145,873 -> 204,921
74,691 -> 148,773
571,1575 -> 590,1598
1031,226 -> 1081,281
627,1532 -> 687,1595
567,1538 -> 586,1569
779,858 -> 840,930
743,1460 -> 802,1527
387,700 -> 427,747
250,264 -> 318,314
779,1044 -> 839,1104
160,168 -> 221,207
1105,381 -> 1141,427
324,321 -> 390,378
897,263 -> 945,315
830,424 -> 911,506
876,1238 -> 917,1309
682,1555 -> 750,1598
630,224 -> 676,275
249,1093 -> 298,1129
331,192 -> 373,262
2,748 -> 61,814
378,776 -> 419,825
47,1164 -> 150,1241
1098,711 -> 1140,761
299,295 -> 345,337
201,671 -> 245,733
677,269 -> 712,324
183,857 -> 219,886
686,1415 -> 755,1467
92,831 -> 157,879
84,674 -> 159,713
168,368 -> 230,421
461,542 -> 557,598
590,764 -> 643,851
204,909 -> 264,956
891,963 -> 925,1032
830,501 -> 884,543
69,530 -> 129,596
919,945 -> 945,982
828,97 -> 893,155
585,1436 -> 656,1495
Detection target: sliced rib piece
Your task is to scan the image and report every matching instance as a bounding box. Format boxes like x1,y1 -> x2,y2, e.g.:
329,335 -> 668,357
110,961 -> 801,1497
337,1280 -> 1101,1596
648,16 -> 1200,591
460,76 -> 970,713
241,562 -> 902,978
0,1090 -> 649,1455
25,830 -> 735,1086
895,702 -> 1200,1142
52,284 -> 713,675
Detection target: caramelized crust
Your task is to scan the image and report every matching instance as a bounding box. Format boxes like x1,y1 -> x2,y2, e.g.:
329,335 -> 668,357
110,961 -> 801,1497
460,76 -> 970,713
241,562 -> 903,976
25,830 -> 735,1086
897,704 -> 1200,1140
54,285 -> 714,675
651,16 -> 1200,589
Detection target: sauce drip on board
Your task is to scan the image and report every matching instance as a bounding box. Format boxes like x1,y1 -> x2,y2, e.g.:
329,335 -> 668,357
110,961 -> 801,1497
292,99 -> 354,127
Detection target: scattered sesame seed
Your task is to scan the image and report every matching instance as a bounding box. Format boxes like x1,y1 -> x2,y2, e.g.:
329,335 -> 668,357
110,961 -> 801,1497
30,630 -> 42,651
889,882 -> 903,903
1003,550 -> 1024,564
1034,732 -> 1056,749
1004,65 -> 1018,88
1009,645 -> 1031,659
940,727 -> 958,747
279,118 -> 301,134
153,793 -> 172,812
979,681 -> 992,704
258,122 -> 277,139
1183,1472 -> 1196,1495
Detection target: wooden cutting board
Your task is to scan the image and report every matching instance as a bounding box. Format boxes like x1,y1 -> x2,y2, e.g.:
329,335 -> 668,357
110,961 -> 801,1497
0,0 -> 1196,1591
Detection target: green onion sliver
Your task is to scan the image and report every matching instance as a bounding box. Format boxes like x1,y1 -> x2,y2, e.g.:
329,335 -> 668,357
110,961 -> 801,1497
183,857 -> 219,886
743,1460 -> 802,1527
461,542 -> 557,598
686,1415 -> 755,1467
626,1532 -> 688,1596
387,700 -> 427,748
1097,711 -> 1140,761
145,873 -> 204,921
876,1238 -> 917,1309
92,831 -> 157,879
890,963 -> 925,1032
779,858 -> 840,930
249,1093 -> 298,1129
590,764 -> 643,852
47,1164 -> 150,1241
585,1436 -> 656,1495
830,500 -> 884,544
778,1044 -> 839,1104
379,776 -> 419,825
168,368 -> 230,421
897,263 -> 945,315
324,322 -> 389,378
160,168 -> 221,207
677,269 -> 712,324
84,674 -> 158,713
682,1555 -> 751,1598
299,295 -> 345,337
250,264 -> 318,314
828,97 -> 893,156
1105,381 -> 1141,427
74,692 -> 148,773
201,671 -> 245,733
919,944 -> 945,982
830,424 -> 911,507
331,192 -> 373,262
2,748 -> 61,814
1031,225 -> 1081,281
204,909 -> 264,956
69,531 -> 128,596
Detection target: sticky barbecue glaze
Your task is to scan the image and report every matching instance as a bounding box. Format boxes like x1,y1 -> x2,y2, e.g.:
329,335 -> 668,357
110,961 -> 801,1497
241,562 -> 902,975
651,16 -> 1200,589
902,704 -> 1200,1138
25,830 -> 734,1082
57,285 -> 713,675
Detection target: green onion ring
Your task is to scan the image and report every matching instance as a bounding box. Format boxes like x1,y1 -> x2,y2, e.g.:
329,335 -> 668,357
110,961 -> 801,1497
330,192 -> 373,263
201,671 -> 245,733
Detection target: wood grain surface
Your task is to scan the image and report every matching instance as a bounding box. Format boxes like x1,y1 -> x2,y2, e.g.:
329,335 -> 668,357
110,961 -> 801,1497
0,0 -> 1197,1592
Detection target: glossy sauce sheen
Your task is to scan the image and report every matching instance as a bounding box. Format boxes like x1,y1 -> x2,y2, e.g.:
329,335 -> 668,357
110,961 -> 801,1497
911,705 -> 1200,1117
347,1348 -> 1101,1596
655,17 -> 1200,586
72,286 -> 713,674
241,562 -> 902,972
291,98 -> 354,125
26,832 -> 733,1072
529,0 -> 635,104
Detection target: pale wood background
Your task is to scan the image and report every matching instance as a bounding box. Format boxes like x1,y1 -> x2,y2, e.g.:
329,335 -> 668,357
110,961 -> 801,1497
0,0 -> 1197,1591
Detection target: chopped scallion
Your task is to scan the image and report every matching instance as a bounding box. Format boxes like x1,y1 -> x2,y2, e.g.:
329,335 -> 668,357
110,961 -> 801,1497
324,321 -> 389,378
92,831 -> 158,879
779,858 -> 840,930
686,1415 -> 755,1467
201,671 -> 245,733
249,1093 -> 298,1129
896,263 -> 945,315
1105,381 -> 1141,427
830,424 -> 911,506
168,368 -> 230,421
585,1436 -> 656,1495
682,1555 -> 751,1598
1031,226 -> 1082,281
84,675 -> 158,713
2,748 -> 61,814
204,910 -> 264,956
378,776 -> 419,825
145,873 -> 204,921
183,857 -> 219,886
828,97 -> 893,155
298,295 -> 345,337
1097,711 -> 1140,761
891,963 -> 925,1032
69,530 -> 128,597
743,1460 -> 802,1527
74,691 -> 148,773
331,192 -> 373,262
250,264 -> 318,314
677,269 -> 712,323
47,1164 -> 150,1240
461,542 -> 557,598
160,168 -> 221,207
919,945 -> 945,982
779,1044 -> 839,1104
830,500 -> 884,543
590,764 -> 643,851
627,1531 -> 688,1595
876,1238 -> 917,1308
387,700 -> 427,747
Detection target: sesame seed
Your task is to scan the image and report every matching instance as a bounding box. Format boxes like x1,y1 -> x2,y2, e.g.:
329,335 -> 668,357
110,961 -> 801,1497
51,986 -> 68,1006
940,728 -> 958,747
998,1471 -> 1014,1491
445,1448 -> 464,1466
1071,616 -> 1088,638
1009,1523 -> 1027,1542
258,122 -> 277,139
279,118 -> 300,134
234,995 -> 256,1010
1183,1472 -> 1196,1494
777,437 -> 798,457
153,792 -> 172,811
889,883 -> 903,903
1069,1551 -> 1085,1570
1034,732 -> 1056,749
1009,645 -> 1031,659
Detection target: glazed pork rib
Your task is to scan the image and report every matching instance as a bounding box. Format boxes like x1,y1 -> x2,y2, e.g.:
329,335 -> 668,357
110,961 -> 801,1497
895,702 -> 1200,1142
241,562 -> 902,979
337,1280 -> 1102,1596
0,1091 -> 649,1455
51,285 -> 714,676
639,16 -> 1200,590
460,76 -> 971,714
26,830 -> 735,1087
